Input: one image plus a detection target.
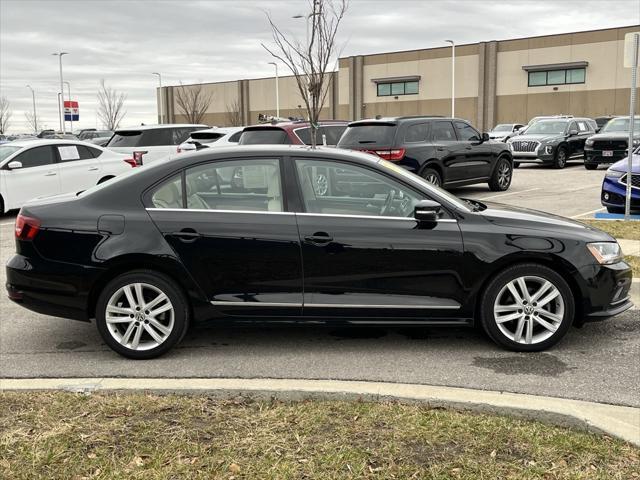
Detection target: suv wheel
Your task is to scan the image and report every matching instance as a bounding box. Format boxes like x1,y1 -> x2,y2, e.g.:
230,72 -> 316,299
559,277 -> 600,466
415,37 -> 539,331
488,157 -> 512,191
95,270 -> 189,359
553,147 -> 567,169
313,173 -> 329,196
421,168 -> 441,187
584,163 -> 598,170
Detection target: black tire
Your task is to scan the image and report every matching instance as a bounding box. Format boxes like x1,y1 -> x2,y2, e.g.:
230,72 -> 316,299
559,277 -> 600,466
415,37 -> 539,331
421,167 -> 442,187
95,270 -> 190,359
488,156 -> 513,192
584,163 -> 598,170
513,162 -> 521,168
553,147 -> 567,169
606,206 -> 624,214
480,263 -> 574,352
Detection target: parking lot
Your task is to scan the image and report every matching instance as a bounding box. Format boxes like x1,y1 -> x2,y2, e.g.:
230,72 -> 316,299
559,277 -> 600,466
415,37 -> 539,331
1,162 -> 638,407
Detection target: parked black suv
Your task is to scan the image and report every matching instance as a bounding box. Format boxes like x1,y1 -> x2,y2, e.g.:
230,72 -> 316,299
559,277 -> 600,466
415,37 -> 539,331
337,116 -> 513,191
507,118 -> 595,169
584,116 -> 640,170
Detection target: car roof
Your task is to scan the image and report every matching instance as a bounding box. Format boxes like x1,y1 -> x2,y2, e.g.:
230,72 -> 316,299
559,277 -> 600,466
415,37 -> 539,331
190,126 -> 245,135
244,120 -> 349,132
1,139 -> 104,149
114,124 -> 207,132
348,116 -> 462,126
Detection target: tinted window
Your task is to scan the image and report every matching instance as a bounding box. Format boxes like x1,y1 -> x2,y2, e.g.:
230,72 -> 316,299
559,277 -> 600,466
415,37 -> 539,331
295,125 -> 347,146
190,132 -> 224,144
151,174 -> 183,209
404,123 -> 429,143
88,146 -> 103,157
337,124 -> 397,147
172,128 -> 195,144
185,159 -> 282,212
141,129 -> 174,146
228,131 -> 242,143
107,131 -> 143,148
295,158 -> 421,218
577,121 -> 589,132
432,121 -> 457,141
14,146 -> 55,168
239,129 -> 290,145
454,121 -> 480,141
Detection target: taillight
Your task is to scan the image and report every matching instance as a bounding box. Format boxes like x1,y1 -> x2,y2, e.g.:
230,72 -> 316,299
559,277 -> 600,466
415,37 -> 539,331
133,151 -> 146,166
15,214 -> 41,241
373,148 -> 406,161
124,158 -> 137,167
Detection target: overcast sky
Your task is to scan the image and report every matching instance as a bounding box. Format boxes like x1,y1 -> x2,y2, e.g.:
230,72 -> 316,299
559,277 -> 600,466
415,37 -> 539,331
1,0 -> 638,133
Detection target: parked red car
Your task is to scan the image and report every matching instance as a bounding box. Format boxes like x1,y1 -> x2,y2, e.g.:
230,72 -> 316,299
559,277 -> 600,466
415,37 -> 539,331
239,120 -> 348,146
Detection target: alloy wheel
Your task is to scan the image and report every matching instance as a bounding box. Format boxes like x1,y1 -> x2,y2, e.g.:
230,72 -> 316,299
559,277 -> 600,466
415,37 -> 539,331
556,149 -> 566,168
425,173 -> 440,186
105,282 -> 175,351
493,275 -> 564,345
497,161 -> 511,189
314,173 -> 329,196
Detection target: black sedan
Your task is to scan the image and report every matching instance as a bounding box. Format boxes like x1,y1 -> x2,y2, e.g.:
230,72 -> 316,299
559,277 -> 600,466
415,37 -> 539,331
6,146 -> 633,359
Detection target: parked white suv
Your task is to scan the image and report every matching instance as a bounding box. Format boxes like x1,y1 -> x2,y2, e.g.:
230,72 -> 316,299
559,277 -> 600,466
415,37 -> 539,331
0,139 -> 135,214
176,126 -> 244,153
106,124 -> 207,164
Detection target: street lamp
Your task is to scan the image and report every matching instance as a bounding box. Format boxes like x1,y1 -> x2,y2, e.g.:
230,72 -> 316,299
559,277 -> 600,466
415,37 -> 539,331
26,85 -> 37,134
268,62 -> 280,118
152,72 -> 163,124
63,81 -> 73,133
292,12 -> 320,51
445,40 -> 455,118
52,52 -> 69,133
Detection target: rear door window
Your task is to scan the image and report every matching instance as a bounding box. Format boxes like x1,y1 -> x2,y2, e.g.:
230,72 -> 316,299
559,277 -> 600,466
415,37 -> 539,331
141,129 -> 174,146
228,131 -> 242,143
404,123 -> 429,143
337,124 -> 397,148
239,128 -> 290,145
431,121 -> 457,141
107,131 -> 143,148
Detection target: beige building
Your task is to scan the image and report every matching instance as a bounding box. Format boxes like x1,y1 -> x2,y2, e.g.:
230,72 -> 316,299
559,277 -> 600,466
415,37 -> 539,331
159,25 -> 638,131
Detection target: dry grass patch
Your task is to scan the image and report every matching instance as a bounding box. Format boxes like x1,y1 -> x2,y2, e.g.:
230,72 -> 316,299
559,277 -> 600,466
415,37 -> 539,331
1,392 -> 639,479
581,220 -> 640,241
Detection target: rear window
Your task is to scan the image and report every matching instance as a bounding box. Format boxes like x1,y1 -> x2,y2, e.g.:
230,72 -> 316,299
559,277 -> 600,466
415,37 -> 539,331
294,125 -> 347,145
189,132 -> 225,144
239,128 -> 290,145
108,129 -> 175,147
337,124 -> 397,148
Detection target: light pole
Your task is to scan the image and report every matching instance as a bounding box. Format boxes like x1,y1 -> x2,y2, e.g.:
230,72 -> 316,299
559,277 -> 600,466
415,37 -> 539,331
63,81 -> 72,133
57,93 -> 61,132
268,62 -> 280,118
26,85 -> 37,134
52,52 -> 68,133
152,72 -> 163,124
292,12 -> 319,51
445,40 -> 455,118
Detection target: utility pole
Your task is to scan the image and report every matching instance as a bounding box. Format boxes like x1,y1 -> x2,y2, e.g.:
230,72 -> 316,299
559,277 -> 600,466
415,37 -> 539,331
52,52 -> 68,133
152,72 -> 163,124
26,85 -> 37,134
445,40 -> 455,118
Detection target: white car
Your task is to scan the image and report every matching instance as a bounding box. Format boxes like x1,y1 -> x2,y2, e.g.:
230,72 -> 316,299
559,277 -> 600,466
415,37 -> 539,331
488,123 -> 525,141
176,126 -> 244,153
106,124 -> 207,165
0,139 -> 135,214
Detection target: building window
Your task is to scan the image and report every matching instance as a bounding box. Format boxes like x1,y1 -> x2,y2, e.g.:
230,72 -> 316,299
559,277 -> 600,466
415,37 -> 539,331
377,80 -> 419,96
527,68 -> 586,87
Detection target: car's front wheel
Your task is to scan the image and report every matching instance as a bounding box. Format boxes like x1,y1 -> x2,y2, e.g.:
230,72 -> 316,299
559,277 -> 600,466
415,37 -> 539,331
480,264 -> 574,351
488,157 -> 513,191
95,270 -> 189,359
553,147 -> 567,169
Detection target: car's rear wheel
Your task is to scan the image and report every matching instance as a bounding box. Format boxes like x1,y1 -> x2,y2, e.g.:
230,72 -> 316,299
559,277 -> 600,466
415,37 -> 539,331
95,270 -> 189,359
553,147 -> 567,169
421,168 -> 442,187
488,157 -> 512,191
584,163 -> 598,170
480,264 -> 574,352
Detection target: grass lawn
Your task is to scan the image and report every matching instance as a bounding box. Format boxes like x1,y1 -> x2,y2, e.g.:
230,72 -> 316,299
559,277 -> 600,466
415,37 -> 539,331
1,393 -> 639,479
580,220 -> 640,241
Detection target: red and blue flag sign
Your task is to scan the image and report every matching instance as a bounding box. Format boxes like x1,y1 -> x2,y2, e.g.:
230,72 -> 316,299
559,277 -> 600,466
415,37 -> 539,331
64,100 -> 79,121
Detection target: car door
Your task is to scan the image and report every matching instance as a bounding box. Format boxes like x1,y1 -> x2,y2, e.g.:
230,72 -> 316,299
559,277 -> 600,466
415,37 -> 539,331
57,144 -> 102,193
453,120 -> 493,179
145,156 -> 303,317
574,120 -> 592,157
3,145 -> 60,207
430,120 -> 467,183
565,121 -> 582,157
292,156 -> 465,319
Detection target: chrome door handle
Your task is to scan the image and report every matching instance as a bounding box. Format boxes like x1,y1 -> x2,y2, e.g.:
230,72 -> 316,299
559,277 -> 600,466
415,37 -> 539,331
304,233 -> 333,244
44,171 -> 57,176
88,167 -> 99,171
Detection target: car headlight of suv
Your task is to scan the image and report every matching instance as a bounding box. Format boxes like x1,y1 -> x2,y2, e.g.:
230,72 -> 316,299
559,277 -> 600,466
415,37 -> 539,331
587,242 -> 623,265
605,168 -> 625,178
633,138 -> 640,146
544,144 -> 554,155
585,138 -> 594,147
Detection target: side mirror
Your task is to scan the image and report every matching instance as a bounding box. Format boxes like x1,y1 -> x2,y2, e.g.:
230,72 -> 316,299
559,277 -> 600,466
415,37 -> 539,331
179,142 -> 197,152
481,132 -> 490,142
569,129 -> 578,136
414,199 -> 441,222
7,160 -> 22,170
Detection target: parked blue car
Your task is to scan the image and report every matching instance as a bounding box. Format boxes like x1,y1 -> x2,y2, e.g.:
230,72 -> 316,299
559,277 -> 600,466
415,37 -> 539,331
601,146 -> 640,213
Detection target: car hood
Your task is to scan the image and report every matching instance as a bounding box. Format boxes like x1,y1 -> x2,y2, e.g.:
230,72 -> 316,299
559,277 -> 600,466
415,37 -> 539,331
510,134 -> 561,143
472,200 -> 614,241
588,132 -> 640,141
609,154 -> 640,173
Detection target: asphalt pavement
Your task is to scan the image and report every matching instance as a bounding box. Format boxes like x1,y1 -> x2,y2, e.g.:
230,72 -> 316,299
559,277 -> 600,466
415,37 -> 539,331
1,162 -> 638,408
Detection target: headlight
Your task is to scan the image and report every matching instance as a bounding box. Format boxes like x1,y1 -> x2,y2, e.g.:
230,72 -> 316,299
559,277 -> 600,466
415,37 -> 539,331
585,139 -> 594,147
587,242 -> 623,265
633,139 -> 640,146
544,145 -> 554,154
606,168 -> 625,178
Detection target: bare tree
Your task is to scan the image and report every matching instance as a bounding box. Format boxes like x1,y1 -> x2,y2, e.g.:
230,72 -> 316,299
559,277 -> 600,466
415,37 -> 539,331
0,96 -> 12,134
262,0 -> 347,147
97,79 -> 127,130
24,111 -> 42,135
225,99 -> 242,126
175,83 -> 213,124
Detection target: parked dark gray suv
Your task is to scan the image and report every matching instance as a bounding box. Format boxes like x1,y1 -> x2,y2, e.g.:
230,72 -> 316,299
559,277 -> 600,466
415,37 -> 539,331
337,116 -> 513,191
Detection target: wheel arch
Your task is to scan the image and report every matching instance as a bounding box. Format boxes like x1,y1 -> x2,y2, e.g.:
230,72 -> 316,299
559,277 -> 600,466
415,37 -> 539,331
418,160 -> 444,181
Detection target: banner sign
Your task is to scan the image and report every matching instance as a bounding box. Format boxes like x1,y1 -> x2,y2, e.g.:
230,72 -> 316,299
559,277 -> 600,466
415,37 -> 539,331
64,100 -> 79,121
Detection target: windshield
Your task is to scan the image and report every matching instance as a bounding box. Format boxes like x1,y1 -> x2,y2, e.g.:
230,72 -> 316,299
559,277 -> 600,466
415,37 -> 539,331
492,124 -> 512,132
602,118 -> 640,133
525,121 -> 567,135
377,159 -> 470,212
338,124 -> 397,147
0,145 -> 21,162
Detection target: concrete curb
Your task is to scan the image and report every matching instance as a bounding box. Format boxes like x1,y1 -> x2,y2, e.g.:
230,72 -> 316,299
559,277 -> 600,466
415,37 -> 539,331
2,377 -> 638,446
